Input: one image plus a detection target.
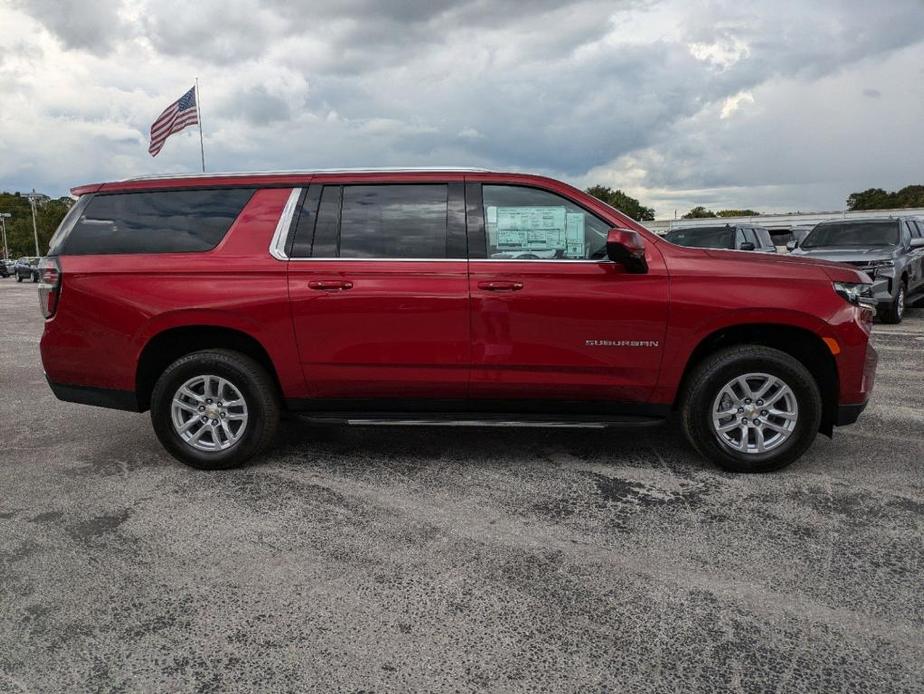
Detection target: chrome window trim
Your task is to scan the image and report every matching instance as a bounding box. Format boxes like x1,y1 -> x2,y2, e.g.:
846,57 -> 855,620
283,257 -> 607,263
269,188 -> 303,260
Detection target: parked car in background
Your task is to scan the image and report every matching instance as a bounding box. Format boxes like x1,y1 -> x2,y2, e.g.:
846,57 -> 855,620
40,169 -> 877,474
14,257 -> 40,282
784,225 -> 815,251
790,217 -> 924,323
663,224 -> 777,253
0,259 -> 11,277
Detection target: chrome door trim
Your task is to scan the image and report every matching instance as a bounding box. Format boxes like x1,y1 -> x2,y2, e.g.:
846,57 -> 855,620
269,187 -> 303,260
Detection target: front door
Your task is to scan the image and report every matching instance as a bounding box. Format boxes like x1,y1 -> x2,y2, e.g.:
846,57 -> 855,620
466,183 -> 669,406
286,181 -> 470,401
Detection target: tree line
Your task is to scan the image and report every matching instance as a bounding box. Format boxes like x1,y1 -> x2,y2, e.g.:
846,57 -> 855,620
0,192 -> 72,258
585,184 -> 924,222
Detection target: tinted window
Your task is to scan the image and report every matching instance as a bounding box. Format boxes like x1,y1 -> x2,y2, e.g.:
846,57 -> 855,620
802,221 -> 899,248
664,226 -> 735,249
482,185 -> 610,260
755,228 -> 774,248
310,185 -> 341,257
337,185 -> 448,259
61,189 -> 254,255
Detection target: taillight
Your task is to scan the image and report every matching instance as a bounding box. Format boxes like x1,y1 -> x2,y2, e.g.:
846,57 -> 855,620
38,257 -> 61,318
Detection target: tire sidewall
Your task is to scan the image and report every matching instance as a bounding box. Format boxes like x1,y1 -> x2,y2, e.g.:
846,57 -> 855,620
686,352 -> 821,472
151,353 -> 273,470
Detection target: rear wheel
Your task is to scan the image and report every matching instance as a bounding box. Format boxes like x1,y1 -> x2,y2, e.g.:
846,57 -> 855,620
877,279 -> 906,324
150,349 -> 280,470
680,345 -> 821,473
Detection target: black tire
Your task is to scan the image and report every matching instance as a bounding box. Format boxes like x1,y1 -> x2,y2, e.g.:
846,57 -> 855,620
150,349 -> 280,470
31,272 -> 38,283
877,279 -> 906,324
16,274 -> 22,282
680,345 -> 822,473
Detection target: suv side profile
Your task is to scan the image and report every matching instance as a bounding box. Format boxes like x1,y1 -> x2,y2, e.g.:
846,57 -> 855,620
663,224 -> 777,253
40,169 -> 878,473
790,217 -> 924,323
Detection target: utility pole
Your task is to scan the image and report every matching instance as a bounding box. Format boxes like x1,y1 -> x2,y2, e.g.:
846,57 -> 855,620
27,189 -> 41,256
0,212 -> 10,260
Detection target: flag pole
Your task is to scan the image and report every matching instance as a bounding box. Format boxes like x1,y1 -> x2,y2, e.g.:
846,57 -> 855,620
195,77 -> 206,172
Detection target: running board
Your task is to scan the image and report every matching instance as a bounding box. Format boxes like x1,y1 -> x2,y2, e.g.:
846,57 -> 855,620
298,412 -> 665,429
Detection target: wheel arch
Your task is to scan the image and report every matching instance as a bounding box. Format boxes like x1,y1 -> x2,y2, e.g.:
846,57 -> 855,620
135,325 -> 283,412
673,323 -> 839,436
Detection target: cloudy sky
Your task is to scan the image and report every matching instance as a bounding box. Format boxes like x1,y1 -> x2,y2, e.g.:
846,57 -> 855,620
1,0 -> 922,217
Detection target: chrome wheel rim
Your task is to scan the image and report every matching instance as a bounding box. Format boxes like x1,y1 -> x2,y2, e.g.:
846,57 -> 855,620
171,375 -> 248,452
897,286 -> 905,319
711,373 -> 798,455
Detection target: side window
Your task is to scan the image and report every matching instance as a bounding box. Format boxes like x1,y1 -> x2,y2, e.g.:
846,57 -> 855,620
734,228 -> 746,248
741,227 -> 758,246
904,220 -> 920,239
60,188 -> 255,255
482,185 -> 611,260
901,222 -> 913,246
755,228 -> 773,248
338,185 -> 448,259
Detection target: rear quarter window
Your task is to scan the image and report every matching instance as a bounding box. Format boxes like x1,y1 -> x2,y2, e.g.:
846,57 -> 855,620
58,188 -> 255,255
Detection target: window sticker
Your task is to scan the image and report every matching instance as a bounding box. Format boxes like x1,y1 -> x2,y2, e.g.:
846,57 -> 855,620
488,205 -> 573,254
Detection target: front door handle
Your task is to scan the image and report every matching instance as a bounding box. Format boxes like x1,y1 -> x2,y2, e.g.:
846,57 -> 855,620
478,280 -> 524,292
308,280 -> 353,291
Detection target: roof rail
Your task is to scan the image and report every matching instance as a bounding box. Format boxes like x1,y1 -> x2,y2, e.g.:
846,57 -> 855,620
123,166 -> 492,182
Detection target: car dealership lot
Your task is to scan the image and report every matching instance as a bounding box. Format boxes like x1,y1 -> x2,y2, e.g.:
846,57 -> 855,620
1,279 -> 922,691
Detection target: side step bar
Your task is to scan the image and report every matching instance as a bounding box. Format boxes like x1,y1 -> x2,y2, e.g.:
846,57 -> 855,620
298,412 -> 665,429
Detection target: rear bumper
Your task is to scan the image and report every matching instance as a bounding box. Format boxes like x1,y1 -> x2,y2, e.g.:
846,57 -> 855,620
46,378 -> 141,412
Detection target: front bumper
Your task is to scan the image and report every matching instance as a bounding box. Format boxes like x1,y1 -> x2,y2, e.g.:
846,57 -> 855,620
870,276 -> 893,303
835,401 -> 868,426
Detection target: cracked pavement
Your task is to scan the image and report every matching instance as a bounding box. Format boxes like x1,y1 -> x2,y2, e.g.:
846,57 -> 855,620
1,279 -> 922,692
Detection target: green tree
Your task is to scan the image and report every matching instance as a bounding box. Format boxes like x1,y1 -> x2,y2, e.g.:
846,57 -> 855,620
0,192 -> 71,258
846,185 -> 924,211
716,209 -> 759,217
682,206 -> 717,219
585,185 -> 655,222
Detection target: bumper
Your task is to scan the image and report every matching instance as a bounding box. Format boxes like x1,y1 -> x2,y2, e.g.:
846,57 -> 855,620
46,378 -> 141,412
835,400 -> 868,426
870,276 -> 892,303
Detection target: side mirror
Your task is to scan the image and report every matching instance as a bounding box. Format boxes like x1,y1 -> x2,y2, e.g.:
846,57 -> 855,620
606,228 -> 648,274
786,240 -> 798,251
739,242 -> 756,251
910,238 -> 924,249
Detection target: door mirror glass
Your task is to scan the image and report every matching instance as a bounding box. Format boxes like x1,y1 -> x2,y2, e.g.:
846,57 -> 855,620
786,239 -> 798,251
739,241 -> 756,251
606,228 -> 648,273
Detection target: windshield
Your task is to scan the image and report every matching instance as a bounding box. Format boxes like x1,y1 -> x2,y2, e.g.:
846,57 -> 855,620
801,220 -> 899,248
664,226 -> 735,249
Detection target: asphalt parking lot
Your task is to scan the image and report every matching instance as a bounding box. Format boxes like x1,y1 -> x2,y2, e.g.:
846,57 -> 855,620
1,279 -> 922,692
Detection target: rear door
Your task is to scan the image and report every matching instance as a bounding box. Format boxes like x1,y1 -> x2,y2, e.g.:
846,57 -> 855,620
286,179 -> 471,401
465,182 -> 669,405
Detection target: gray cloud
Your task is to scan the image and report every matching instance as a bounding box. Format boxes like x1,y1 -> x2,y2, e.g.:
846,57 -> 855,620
3,0 -> 924,215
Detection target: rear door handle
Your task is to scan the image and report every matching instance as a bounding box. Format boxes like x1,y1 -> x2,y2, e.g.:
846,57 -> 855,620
308,280 -> 353,291
477,281 -> 524,291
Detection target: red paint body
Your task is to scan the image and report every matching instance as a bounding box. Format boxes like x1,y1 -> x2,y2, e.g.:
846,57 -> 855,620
42,171 -> 877,418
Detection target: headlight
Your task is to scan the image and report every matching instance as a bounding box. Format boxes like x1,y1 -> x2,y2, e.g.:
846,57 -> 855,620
833,281 -> 875,307
866,260 -> 895,277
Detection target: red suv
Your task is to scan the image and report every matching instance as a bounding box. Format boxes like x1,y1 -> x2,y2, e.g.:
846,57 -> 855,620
39,169 -> 878,472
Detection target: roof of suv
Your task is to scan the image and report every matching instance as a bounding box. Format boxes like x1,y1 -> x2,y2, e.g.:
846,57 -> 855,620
71,167 -> 513,196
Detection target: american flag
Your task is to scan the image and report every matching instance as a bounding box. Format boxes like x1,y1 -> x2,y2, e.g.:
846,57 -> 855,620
148,86 -> 199,157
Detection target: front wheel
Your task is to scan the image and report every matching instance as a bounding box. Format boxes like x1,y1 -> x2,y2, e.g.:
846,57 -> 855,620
680,345 -> 822,473
16,274 -> 22,282
150,349 -> 280,470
